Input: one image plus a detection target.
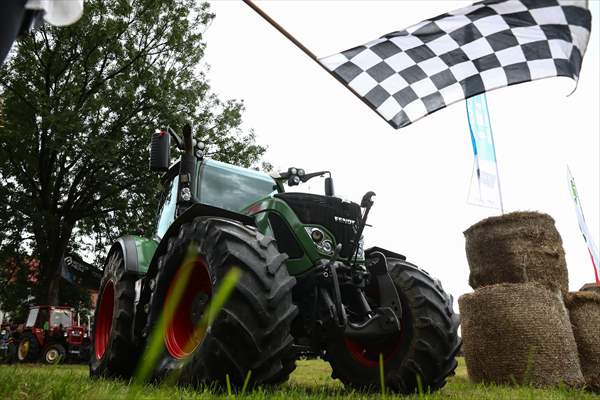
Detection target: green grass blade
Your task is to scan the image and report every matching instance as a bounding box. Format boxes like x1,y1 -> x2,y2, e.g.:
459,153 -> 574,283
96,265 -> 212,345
416,374 -> 424,398
241,370 -> 252,395
226,373 -> 232,396
133,244 -> 199,385
379,352 -> 385,397
204,266 -> 241,327
162,265 -> 241,385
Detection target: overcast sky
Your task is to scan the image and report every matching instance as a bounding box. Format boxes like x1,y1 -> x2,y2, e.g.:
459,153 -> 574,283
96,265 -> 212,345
203,0 -> 600,307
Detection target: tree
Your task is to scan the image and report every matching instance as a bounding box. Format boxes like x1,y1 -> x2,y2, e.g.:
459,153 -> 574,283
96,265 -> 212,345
0,248 -> 37,322
0,0 -> 266,306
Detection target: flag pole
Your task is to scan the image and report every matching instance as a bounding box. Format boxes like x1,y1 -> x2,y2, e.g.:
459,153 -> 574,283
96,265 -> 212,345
241,0 -> 381,122
242,0 -> 319,61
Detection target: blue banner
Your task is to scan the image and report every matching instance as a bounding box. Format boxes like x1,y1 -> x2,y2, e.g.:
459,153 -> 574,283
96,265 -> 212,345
466,94 -> 496,163
466,94 -> 503,211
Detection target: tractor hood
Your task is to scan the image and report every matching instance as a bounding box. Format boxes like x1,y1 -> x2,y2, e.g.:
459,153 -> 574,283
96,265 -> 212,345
273,192 -> 361,260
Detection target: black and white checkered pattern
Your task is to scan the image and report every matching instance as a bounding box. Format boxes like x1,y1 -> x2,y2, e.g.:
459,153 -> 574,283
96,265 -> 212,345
319,0 -> 591,129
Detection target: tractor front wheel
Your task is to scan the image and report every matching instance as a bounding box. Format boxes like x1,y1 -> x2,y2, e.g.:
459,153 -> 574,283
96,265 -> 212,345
43,344 -> 66,365
142,217 -> 298,389
325,259 -> 461,394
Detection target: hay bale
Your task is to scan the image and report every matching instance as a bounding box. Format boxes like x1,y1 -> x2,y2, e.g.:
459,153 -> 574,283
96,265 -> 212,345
464,211 -> 568,294
580,283 -> 600,295
459,283 -> 583,387
565,291 -> 600,391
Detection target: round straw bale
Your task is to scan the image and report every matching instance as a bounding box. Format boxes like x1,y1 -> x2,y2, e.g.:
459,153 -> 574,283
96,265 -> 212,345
565,291 -> 600,391
464,211 -> 568,294
581,283 -> 600,295
459,283 -> 583,387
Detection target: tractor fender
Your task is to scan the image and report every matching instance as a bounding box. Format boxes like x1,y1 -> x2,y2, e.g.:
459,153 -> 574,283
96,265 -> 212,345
111,236 -> 159,277
132,204 -> 256,339
364,246 -> 407,261
144,203 -> 255,283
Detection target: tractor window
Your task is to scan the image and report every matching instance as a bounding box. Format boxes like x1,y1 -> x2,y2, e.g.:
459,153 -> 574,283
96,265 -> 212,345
25,308 -> 39,327
50,309 -> 72,328
156,176 -> 178,239
197,159 -> 276,212
35,308 -> 49,327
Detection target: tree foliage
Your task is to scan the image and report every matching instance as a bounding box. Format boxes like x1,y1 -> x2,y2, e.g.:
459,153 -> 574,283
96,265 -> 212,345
0,0 -> 265,309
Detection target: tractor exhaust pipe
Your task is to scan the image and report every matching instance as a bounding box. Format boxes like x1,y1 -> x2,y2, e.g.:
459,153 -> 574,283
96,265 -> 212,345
177,123 -> 195,215
180,123 -> 195,185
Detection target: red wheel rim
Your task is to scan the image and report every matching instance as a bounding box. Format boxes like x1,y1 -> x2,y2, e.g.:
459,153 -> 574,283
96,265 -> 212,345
95,281 -> 115,360
344,333 -> 405,368
164,258 -> 212,359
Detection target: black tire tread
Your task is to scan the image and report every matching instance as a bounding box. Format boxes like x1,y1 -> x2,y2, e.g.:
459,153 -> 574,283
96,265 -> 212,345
325,258 -> 461,394
142,217 -> 298,388
17,332 -> 40,362
386,259 -> 461,392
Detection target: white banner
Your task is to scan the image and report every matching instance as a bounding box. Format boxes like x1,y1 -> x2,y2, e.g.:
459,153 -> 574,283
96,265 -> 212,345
567,166 -> 600,285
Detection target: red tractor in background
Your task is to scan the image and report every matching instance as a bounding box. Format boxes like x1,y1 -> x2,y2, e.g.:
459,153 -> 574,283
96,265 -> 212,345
15,306 -> 90,364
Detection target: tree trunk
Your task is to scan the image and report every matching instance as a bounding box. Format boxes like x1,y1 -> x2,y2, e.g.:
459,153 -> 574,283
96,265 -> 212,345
36,218 -> 74,306
47,270 -> 61,305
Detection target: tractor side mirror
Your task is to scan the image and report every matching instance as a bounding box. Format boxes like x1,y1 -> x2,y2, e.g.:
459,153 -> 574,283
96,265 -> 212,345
149,130 -> 170,171
325,177 -> 335,196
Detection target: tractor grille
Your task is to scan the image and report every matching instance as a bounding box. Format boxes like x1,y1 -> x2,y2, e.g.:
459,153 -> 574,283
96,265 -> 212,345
274,193 -> 361,259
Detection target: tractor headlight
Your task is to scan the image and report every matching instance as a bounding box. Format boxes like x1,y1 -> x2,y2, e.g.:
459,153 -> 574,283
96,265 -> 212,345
310,228 -> 324,243
321,240 -> 333,254
356,238 -> 365,260
304,227 -> 334,255
180,187 -> 192,201
64,332 -> 68,337
83,333 -> 88,338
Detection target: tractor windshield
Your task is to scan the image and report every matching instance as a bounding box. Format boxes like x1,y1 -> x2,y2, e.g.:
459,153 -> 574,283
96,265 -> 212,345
50,309 -> 73,328
197,159 -> 276,212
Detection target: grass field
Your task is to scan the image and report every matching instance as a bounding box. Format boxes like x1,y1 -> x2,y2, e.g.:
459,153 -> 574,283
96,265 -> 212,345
1,358 -> 597,400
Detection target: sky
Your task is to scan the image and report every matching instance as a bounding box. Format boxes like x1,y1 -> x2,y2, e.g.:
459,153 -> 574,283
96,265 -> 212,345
203,0 -> 600,309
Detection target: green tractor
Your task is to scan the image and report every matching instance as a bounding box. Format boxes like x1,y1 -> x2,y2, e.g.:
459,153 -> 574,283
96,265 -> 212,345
90,125 -> 460,393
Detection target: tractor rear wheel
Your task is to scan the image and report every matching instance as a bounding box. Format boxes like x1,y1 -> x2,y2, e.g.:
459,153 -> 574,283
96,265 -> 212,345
43,344 -> 66,365
90,248 -> 139,378
17,332 -> 40,362
142,217 -> 298,389
325,259 -> 460,394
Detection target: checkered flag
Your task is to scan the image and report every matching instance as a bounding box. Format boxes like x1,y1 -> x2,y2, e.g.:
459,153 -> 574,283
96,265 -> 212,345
319,0 -> 591,129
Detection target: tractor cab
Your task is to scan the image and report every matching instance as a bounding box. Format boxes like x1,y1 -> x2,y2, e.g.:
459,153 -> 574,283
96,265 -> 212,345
196,158 -> 277,213
154,158 -> 277,240
151,133 -> 361,274
25,306 -> 73,331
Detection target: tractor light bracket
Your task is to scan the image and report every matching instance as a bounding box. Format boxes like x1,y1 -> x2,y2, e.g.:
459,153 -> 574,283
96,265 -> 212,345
367,251 -> 403,321
344,307 -> 400,341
